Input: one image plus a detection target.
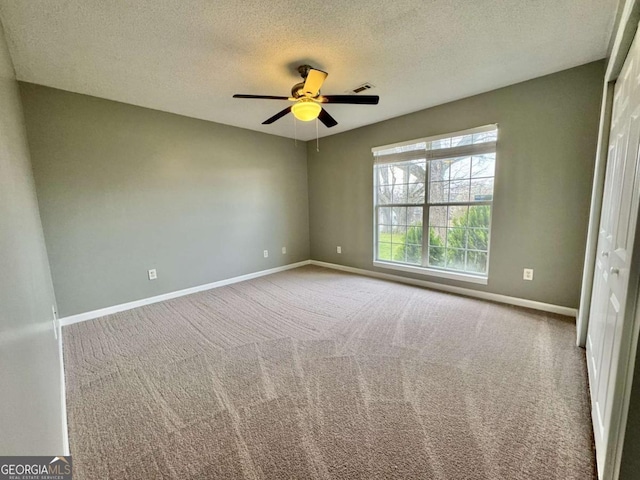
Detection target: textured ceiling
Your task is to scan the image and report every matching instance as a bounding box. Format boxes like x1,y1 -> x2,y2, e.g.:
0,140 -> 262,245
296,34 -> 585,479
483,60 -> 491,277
0,0 -> 617,141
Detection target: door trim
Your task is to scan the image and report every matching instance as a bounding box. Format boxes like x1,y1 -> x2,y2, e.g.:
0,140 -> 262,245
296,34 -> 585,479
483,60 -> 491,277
578,82 -> 615,347
578,0 -> 640,348
578,2 -> 640,478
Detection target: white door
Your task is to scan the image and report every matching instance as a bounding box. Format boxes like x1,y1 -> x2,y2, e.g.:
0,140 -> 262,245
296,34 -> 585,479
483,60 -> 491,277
586,26 -> 640,479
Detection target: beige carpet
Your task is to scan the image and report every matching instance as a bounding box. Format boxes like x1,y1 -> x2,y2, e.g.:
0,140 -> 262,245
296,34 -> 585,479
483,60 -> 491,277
63,265 -> 595,479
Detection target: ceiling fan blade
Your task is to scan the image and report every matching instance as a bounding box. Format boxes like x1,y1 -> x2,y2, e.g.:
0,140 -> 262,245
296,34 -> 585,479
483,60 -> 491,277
233,94 -> 290,100
318,108 -> 338,128
303,69 -> 328,97
320,95 -> 379,105
262,106 -> 292,124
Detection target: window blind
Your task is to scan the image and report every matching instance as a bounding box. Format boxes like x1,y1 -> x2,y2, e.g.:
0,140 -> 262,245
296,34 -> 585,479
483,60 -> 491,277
372,124 -> 498,165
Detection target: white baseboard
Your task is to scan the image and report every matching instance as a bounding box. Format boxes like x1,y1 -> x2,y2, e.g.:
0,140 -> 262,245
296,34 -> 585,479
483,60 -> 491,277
59,260 -> 311,327
310,260 -> 578,318
59,258 -> 576,327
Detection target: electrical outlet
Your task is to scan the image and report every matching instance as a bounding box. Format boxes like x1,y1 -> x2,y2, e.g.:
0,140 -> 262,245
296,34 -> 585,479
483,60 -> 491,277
264,250 -> 269,258
337,246 -> 342,254
148,269 -> 157,280
523,268 -> 534,281
282,247 -> 287,254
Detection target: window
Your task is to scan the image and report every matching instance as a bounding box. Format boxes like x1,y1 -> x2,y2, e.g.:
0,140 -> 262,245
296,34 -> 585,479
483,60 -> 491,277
373,125 -> 497,283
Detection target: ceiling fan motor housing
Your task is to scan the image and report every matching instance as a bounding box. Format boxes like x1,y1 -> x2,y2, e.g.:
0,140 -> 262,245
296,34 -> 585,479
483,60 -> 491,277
292,65 -> 320,98
291,81 -> 307,99
297,64 -> 312,79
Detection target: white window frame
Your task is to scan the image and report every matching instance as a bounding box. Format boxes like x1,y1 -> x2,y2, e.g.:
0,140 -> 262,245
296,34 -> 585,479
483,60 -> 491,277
372,124 -> 497,285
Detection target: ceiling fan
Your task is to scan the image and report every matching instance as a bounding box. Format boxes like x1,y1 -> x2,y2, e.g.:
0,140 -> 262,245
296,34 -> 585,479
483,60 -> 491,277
233,65 -> 379,128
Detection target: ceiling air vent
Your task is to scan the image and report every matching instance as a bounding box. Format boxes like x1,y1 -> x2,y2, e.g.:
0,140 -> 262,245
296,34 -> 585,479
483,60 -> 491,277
348,82 -> 375,94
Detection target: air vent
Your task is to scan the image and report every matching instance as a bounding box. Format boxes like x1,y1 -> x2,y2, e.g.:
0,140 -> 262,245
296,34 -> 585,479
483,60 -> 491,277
348,82 -> 375,94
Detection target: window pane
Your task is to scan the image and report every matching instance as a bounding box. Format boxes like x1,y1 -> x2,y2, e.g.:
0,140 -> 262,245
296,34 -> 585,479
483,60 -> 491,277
406,210 -> 424,266
407,206 -> 423,225
375,165 -> 392,186
407,183 -> 425,204
378,207 -> 393,225
376,162 -> 424,199
378,224 -> 392,241
447,227 -> 467,250
406,225 -> 422,245
429,226 -> 446,247
377,242 -> 392,261
449,157 -> 471,180
468,205 -> 491,228
470,178 -> 494,202
392,207 -> 407,226
449,180 -> 470,202
392,184 -> 408,204
468,228 -> 489,251
429,181 -> 449,204
429,206 -> 447,228
428,246 -> 446,267
466,251 -> 488,273
448,205 -> 468,228
446,248 -> 466,270
407,160 -> 427,183
376,165 -> 398,192
375,160 -> 427,205
392,226 -> 407,243
471,154 -> 495,178
376,183 -> 394,204
389,164 -> 408,183
430,160 -> 448,182
392,244 -> 405,262
394,243 -> 422,264
404,245 -> 422,265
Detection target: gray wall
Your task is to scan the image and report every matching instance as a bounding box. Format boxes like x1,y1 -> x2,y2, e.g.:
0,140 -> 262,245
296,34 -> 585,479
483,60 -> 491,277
0,23 -> 65,454
20,84 -> 310,317
307,61 -> 605,309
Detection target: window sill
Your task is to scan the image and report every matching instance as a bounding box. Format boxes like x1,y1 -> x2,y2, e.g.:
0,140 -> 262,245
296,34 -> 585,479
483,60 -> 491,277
372,260 -> 488,285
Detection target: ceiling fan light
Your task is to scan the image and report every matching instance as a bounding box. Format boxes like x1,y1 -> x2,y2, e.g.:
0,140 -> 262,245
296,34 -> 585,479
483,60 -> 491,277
291,99 -> 321,121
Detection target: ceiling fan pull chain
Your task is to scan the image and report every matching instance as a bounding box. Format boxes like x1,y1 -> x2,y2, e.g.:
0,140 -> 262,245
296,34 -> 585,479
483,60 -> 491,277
294,115 -> 297,147
316,118 -> 320,152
